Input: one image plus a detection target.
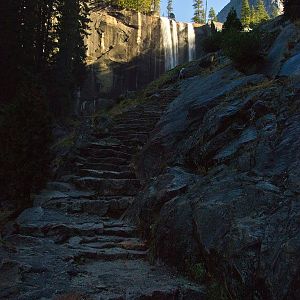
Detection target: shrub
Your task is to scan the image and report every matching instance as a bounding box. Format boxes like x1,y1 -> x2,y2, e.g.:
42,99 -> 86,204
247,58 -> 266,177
221,30 -> 262,71
222,8 -> 243,32
202,32 -> 223,53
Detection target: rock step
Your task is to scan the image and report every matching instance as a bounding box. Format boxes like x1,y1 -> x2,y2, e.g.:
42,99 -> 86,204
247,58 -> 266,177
42,197 -> 134,217
112,124 -> 155,131
72,247 -> 148,261
73,177 -> 141,196
80,156 -> 130,166
68,238 -> 147,251
76,162 -> 133,173
114,116 -> 161,123
103,225 -> 137,238
80,148 -> 132,160
18,221 -> 105,238
110,133 -> 149,144
78,169 -> 136,179
87,143 -> 137,154
115,118 -> 159,125
116,139 -> 145,147
109,128 -> 153,135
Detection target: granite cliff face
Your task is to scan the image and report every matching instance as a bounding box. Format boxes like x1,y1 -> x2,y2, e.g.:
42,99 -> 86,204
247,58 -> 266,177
218,0 -> 283,22
81,8 -> 208,103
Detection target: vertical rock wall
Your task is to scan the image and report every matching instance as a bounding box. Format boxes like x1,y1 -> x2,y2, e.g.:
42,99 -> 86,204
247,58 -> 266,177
81,8 -> 207,103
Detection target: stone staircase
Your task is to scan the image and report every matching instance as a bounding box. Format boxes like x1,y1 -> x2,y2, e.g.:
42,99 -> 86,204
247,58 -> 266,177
0,89 -> 206,299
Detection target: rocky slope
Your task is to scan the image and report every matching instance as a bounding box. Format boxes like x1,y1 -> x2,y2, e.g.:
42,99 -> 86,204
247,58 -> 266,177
124,19 -> 300,299
0,89 -> 206,299
217,0 -> 283,22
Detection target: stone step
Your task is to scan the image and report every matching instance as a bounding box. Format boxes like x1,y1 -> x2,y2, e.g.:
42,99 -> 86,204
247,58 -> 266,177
73,177 -> 141,196
113,124 -> 155,131
72,247 -> 148,262
103,225 -> 137,238
78,169 -> 136,179
76,162 -> 133,173
120,111 -> 162,118
114,116 -> 161,124
87,143 -> 137,154
115,118 -> 159,125
110,127 -> 151,134
110,133 -> 148,144
83,156 -> 130,166
18,221 -> 104,239
80,148 -> 132,160
119,139 -> 145,147
69,237 -> 147,252
42,197 -> 134,217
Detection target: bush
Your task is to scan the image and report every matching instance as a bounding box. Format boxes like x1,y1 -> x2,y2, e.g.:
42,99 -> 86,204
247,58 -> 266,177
0,75 -> 52,209
221,30 -> 262,71
202,32 -> 223,53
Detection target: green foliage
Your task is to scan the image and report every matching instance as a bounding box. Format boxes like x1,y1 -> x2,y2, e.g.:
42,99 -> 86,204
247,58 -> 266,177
202,31 -> 223,53
0,76 -> 52,208
191,263 -> 207,282
207,282 -> 229,300
284,0 -> 300,20
222,8 -> 243,32
241,0 -> 251,28
192,0 -> 205,24
208,7 -> 217,22
256,0 -> 270,22
52,0 -> 90,117
250,0 -> 270,27
221,30 -> 262,71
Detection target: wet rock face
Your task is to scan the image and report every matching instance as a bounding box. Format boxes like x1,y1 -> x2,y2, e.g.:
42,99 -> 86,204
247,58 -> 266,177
81,8 -> 206,102
126,57 -> 300,298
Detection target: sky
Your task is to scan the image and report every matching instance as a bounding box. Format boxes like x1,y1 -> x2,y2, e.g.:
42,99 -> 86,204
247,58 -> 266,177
160,0 -> 230,22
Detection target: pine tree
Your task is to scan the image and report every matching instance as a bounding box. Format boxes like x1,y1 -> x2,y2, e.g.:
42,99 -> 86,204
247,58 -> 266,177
192,0 -> 205,24
241,0 -> 251,28
222,8 -> 242,32
256,0 -> 270,23
0,75 -> 52,207
167,0 -> 173,18
208,7 -> 217,22
53,0 -> 90,116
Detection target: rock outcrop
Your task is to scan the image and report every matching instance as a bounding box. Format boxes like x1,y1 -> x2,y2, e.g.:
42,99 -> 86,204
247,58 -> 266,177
217,0 -> 283,23
124,21 -> 300,299
81,8 -> 208,103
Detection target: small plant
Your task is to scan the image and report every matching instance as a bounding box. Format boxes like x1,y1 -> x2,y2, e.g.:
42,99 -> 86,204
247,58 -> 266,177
207,282 -> 229,300
191,262 -> 207,282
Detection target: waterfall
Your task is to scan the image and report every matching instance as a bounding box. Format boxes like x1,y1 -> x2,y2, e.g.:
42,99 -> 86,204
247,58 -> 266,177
171,20 -> 179,67
160,17 -> 174,71
187,23 -> 196,61
137,12 -> 142,49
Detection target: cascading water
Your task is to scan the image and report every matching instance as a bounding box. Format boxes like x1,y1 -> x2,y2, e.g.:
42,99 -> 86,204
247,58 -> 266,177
171,20 -> 179,67
160,17 -> 174,71
187,23 -> 196,61
161,18 -> 196,70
